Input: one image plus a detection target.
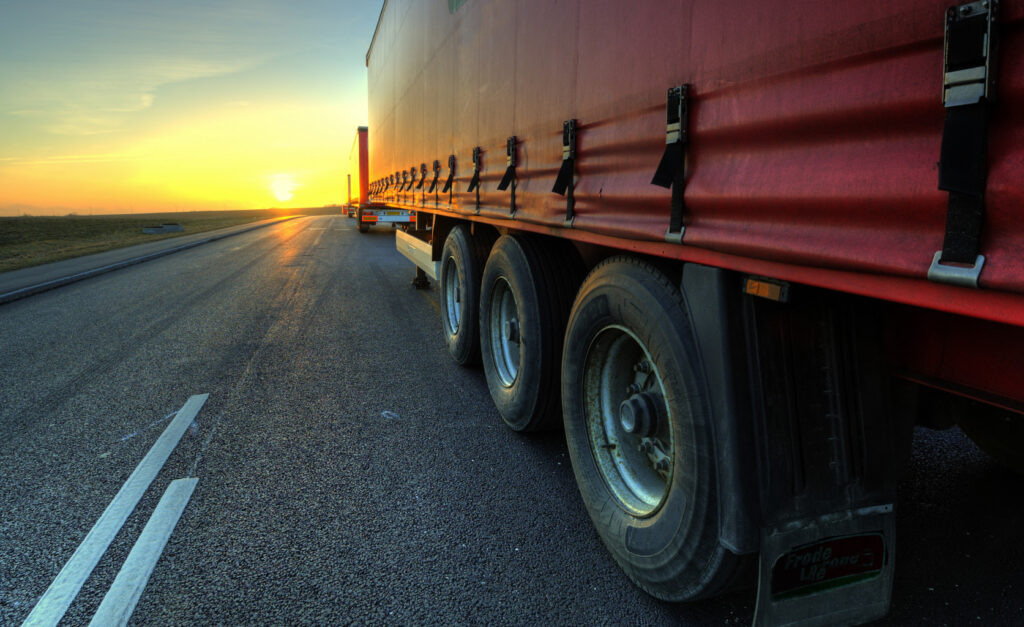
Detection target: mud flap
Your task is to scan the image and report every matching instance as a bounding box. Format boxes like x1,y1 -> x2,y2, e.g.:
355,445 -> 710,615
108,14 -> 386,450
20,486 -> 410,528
743,286 -> 903,626
755,507 -> 895,626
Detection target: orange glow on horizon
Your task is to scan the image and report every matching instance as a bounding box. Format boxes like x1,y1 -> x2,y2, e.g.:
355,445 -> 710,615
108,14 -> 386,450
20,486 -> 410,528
0,101 -> 360,215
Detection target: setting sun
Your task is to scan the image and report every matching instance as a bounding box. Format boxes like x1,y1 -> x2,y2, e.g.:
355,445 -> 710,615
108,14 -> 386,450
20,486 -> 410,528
270,174 -> 299,203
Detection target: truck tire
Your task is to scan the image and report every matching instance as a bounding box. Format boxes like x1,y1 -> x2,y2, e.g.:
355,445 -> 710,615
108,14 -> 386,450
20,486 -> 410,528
356,207 -> 369,233
561,256 -> 747,601
440,224 -> 485,365
480,234 -> 583,431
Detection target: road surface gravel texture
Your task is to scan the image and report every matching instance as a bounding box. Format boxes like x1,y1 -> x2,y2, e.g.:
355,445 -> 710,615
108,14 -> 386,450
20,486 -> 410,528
0,215 -> 1020,625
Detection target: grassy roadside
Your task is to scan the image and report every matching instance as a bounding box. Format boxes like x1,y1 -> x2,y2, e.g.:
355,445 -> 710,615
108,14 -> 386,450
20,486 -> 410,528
0,207 -> 340,273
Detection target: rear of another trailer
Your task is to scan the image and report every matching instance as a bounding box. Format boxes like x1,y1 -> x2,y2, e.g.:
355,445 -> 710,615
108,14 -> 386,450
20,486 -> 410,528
348,125 -> 416,231
365,1 -> 1024,624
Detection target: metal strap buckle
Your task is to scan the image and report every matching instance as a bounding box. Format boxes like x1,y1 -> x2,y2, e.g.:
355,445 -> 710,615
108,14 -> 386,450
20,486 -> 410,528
943,1 -> 998,108
928,251 -> 985,287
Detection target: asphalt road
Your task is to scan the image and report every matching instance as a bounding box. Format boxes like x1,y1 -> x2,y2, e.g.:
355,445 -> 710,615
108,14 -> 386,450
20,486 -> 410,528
0,215 -> 1020,625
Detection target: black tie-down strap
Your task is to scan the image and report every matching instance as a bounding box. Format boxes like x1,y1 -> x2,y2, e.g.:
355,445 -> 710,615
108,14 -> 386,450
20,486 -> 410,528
417,163 -> 427,190
467,147 -> 481,193
497,136 -> 517,215
650,85 -> 689,244
930,1 -> 998,288
553,119 -> 577,225
429,160 -> 441,193
939,104 -> 988,264
497,136 -> 516,190
408,166 -> 418,192
442,155 -> 455,194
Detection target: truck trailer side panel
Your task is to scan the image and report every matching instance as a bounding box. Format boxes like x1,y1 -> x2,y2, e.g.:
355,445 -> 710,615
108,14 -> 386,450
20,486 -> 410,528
368,0 -> 1024,301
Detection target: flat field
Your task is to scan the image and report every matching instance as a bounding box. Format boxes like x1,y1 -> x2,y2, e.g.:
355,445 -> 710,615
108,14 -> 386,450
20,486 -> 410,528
0,207 -> 339,273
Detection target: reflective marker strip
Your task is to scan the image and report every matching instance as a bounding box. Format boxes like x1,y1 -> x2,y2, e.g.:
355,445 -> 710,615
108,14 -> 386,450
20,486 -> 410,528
22,394 -> 209,627
88,478 -> 198,627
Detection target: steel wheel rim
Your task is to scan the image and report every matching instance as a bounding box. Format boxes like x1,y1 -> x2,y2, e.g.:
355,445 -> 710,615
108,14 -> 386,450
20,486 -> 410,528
583,325 -> 673,516
487,277 -> 520,387
442,255 -> 461,335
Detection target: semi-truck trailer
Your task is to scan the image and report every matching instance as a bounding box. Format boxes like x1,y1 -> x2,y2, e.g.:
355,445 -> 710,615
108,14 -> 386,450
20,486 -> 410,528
364,1 -> 1023,624
348,125 -> 416,231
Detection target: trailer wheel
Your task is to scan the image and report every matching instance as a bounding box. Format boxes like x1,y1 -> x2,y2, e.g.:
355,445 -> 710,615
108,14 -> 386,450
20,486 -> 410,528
356,207 -> 369,233
440,224 -> 485,365
562,257 -> 745,601
480,234 -> 583,431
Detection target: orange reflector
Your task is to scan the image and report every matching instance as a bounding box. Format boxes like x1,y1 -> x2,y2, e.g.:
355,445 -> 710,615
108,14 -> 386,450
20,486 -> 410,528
364,215 -> 377,222
744,277 -> 789,302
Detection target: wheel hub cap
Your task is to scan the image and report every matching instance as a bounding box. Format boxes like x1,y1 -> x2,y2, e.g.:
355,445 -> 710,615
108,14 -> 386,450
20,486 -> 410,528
619,392 -> 659,436
583,327 -> 674,516
503,319 -> 519,343
443,257 -> 461,334
488,278 -> 520,387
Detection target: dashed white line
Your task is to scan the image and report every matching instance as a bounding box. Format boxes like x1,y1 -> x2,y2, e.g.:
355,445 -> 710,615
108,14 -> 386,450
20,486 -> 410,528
22,394 -> 208,627
88,478 -> 199,627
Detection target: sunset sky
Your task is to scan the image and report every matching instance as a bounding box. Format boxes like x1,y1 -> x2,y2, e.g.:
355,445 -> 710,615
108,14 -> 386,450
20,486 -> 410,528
0,1 -> 383,216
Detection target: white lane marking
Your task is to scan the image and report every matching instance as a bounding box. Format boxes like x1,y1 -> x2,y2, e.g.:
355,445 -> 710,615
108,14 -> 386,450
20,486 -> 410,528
22,394 -> 209,627
382,411 -> 400,420
88,478 -> 198,627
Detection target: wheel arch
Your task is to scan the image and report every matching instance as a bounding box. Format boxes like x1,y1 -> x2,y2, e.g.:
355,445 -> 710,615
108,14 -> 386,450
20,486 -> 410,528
678,262 -> 760,555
